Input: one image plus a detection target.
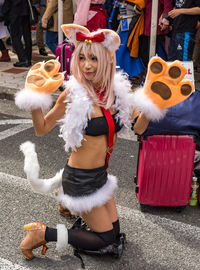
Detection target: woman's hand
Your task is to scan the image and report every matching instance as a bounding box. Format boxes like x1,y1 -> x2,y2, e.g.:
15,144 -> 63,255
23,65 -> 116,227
168,9 -> 182,19
158,15 -> 169,31
25,60 -> 64,94
131,56 -> 194,131
42,21 -> 47,29
15,60 -> 64,112
131,109 -> 150,135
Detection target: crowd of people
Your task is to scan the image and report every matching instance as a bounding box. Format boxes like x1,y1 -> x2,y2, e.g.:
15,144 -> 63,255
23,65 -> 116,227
0,0 -> 200,74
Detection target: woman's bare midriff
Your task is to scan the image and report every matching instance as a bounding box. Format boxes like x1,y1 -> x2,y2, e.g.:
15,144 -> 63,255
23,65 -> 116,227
67,104 -> 118,169
68,133 -> 117,169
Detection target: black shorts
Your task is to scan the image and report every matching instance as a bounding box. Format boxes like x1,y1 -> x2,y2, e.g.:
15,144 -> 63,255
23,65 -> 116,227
62,164 -> 108,197
56,164 -> 118,215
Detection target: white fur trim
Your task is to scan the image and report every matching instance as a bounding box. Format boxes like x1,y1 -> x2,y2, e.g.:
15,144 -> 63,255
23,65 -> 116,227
113,72 -> 134,135
132,87 -> 167,121
20,141 -> 63,194
59,76 -> 94,152
56,224 -> 68,251
15,88 -> 53,111
102,32 -> 119,52
56,174 -> 118,215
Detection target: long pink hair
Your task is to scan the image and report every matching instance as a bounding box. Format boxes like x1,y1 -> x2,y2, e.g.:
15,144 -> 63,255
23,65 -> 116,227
70,41 -> 116,109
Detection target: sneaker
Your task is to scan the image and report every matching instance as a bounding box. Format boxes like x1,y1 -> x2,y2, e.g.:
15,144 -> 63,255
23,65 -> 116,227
13,61 -> 32,68
39,48 -> 48,56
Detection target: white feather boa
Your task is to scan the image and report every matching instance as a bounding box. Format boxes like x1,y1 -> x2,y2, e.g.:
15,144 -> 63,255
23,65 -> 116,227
59,77 -> 94,152
59,72 -> 134,152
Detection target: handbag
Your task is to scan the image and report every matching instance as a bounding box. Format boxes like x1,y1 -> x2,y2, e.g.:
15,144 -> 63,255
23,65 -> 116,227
27,0 -> 39,26
40,15 -> 54,30
47,15 -> 54,29
40,8 -> 57,30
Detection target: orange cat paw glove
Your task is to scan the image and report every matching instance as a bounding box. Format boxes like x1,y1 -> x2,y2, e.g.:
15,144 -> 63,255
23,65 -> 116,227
132,56 -> 194,134
15,60 -> 64,111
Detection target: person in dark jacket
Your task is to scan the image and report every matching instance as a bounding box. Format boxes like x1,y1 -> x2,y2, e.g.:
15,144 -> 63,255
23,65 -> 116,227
142,89 -> 200,150
3,0 -> 32,67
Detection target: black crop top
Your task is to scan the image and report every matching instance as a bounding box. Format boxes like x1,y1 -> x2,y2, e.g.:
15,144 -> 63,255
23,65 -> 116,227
84,113 -> 123,136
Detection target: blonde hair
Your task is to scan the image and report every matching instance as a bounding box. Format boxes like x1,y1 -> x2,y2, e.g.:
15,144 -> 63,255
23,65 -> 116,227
70,42 -> 116,109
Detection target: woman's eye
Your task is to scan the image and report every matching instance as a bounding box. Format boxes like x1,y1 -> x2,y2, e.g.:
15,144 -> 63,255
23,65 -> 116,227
91,57 -> 97,61
79,56 -> 85,60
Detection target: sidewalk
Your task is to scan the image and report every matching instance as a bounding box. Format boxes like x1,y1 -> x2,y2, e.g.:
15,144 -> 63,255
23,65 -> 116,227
1,44 -> 200,102
0,43 -> 60,101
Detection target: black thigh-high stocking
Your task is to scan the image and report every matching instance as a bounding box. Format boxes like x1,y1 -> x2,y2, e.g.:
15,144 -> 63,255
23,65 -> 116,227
112,219 -> 120,238
45,227 -> 116,251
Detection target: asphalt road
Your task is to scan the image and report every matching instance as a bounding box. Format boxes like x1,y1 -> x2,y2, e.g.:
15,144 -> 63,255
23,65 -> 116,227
0,99 -> 200,270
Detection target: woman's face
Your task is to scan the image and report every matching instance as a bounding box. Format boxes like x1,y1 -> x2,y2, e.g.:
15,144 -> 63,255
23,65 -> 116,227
78,48 -> 98,82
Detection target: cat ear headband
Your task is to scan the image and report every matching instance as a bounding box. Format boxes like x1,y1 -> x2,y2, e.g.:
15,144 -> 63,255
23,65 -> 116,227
61,24 -> 121,52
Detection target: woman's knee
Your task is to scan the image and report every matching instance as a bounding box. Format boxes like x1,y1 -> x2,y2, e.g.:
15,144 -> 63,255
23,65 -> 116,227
104,197 -> 118,222
82,205 -> 114,232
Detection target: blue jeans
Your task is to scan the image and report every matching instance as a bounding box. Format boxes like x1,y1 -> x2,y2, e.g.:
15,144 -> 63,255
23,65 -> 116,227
168,32 -> 196,61
45,30 -> 58,55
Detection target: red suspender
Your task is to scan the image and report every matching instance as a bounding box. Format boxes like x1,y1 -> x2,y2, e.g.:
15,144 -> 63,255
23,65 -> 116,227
94,87 -> 115,166
101,107 -> 115,166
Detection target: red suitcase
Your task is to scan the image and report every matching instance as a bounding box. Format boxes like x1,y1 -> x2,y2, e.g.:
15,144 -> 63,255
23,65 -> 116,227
135,135 -> 196,211
55,40 -> 75,81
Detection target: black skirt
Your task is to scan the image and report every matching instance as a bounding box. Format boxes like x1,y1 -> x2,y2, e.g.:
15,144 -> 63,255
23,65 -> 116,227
62,164 -> 108,197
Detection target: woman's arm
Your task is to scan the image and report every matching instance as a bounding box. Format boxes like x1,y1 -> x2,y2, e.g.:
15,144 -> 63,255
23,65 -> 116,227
31,90 -> 66,136
42,0 -> 58,25
168,7 -> 200,19
73,0 -> 90,26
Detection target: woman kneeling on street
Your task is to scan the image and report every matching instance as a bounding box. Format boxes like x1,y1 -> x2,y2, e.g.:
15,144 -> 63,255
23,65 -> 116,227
15,23 -> 193,267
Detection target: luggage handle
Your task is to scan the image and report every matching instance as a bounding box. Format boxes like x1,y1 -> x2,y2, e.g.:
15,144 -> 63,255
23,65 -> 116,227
66,58 -> 70,74
61,43 -> 67,72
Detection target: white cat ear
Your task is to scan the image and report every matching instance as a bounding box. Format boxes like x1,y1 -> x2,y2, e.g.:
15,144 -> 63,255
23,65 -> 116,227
61,24 -> 121,52
61,24 -> 90,44
101,29 -> 121,52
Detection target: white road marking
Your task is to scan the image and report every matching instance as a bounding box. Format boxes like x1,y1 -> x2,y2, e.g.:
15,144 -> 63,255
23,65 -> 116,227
0,124 -> 33,141
1,171 -> 200,241
1,172 -> 200,269
0,258 -> 31,270
118,130 -> 137,141
0,118 -> 137,141
0,119 -> 32,125
118,205 -> 200,241
0,119 -> 33,141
